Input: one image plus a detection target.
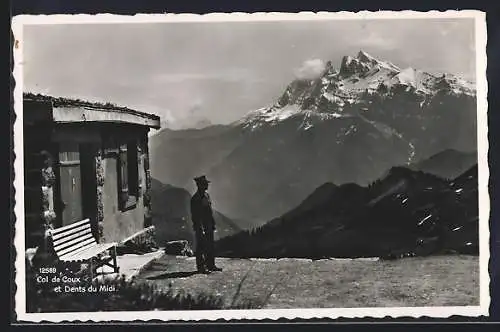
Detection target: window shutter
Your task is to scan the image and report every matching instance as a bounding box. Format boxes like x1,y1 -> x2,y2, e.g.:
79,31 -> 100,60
118,144 -> 129,210
127,142 -> 139,197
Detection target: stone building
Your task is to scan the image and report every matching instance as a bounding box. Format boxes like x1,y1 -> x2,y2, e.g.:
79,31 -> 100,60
23,93 -> 161,250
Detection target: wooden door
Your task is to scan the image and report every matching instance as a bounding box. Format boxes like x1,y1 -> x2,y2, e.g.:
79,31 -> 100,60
58,142 -> 83,226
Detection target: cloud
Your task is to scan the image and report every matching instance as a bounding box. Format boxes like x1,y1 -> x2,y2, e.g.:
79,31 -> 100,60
294,59 -> 326,80
144,106 -> 177,135
159,110 -> 176,127
126,103 -> 177,128
187,99 -> 203,115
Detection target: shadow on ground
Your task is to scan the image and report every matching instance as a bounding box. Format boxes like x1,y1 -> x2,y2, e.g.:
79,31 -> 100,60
146,271 -> 199,280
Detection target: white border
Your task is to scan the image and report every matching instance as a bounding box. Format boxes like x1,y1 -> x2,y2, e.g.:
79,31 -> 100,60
12,10 -> 489,322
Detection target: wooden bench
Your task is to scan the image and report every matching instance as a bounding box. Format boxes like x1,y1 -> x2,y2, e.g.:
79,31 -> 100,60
48,218 -> 119,279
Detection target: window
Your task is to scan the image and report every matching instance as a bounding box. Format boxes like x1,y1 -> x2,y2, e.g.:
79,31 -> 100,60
118,140 -> 139,211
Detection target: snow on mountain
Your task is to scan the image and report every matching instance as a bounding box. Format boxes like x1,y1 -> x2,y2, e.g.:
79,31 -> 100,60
237,50 -> 476,132
340,50 -> 401,78
237,105 -> 302,129
237,104 -> 347,131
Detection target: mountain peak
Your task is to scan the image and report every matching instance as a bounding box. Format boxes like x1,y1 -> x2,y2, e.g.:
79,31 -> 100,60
340,55 -> 370,76
324,60 -> 334,74
339,51 -> 400,77
239,51 -> 475,132
356,50 -> 378,64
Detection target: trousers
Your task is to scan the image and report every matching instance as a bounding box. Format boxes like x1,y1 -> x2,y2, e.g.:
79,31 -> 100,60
194,229 -> 215,270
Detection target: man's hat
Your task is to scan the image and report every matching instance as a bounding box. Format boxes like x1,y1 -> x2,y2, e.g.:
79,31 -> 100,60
194,175 -> 211,185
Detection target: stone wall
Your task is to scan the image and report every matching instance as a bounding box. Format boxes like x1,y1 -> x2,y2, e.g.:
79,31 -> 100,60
140,135 -> 153,227
95,149 -> 105,240
41,164 -> 56,230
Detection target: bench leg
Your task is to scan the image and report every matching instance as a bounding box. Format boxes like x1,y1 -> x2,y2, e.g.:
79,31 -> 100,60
112,246 -> 119,273
89,259 -> 94,281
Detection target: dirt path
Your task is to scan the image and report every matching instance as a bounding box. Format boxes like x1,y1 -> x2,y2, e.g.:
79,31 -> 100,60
136,255 -> 479,309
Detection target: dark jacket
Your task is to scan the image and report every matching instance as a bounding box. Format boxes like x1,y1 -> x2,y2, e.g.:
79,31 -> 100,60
190,191 -> 216,233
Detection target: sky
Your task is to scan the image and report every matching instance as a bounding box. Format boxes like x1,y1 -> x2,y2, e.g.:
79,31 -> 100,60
23,18 -> 476,129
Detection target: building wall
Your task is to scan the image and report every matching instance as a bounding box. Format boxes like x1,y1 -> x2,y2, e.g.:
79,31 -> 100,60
100,151 -> 147,242
23,117 -> 153,247
24,97 -> 158,254
45,122 -> 151,244
100,127 -> 150,243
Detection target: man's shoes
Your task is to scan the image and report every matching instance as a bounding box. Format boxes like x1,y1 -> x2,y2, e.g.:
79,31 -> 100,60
208,266 -> 223,272
198,269 -> 211,275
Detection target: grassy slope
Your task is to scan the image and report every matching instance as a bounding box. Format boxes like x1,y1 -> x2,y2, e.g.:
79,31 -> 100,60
136,255 -> 479,309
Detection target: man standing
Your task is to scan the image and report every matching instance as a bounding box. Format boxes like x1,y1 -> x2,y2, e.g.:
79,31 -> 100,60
190,175 -> 223,274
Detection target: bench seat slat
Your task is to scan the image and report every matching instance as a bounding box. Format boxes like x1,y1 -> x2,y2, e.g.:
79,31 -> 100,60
60,243 -> 116,262
59,242 -> 99,261
51,223 -> 92,241
53,227 -> 93,246
54,233 -> 95,252
74,243 -> 117,261
56,237 -> 97,257
51,218 -> 90,234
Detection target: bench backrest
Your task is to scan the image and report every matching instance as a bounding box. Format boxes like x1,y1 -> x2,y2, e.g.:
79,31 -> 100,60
49,218 -> 97,258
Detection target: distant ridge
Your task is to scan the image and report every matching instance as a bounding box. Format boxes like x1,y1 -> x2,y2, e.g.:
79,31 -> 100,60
410,149 -> 477,179
216,165 -> 479,259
